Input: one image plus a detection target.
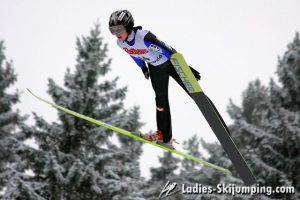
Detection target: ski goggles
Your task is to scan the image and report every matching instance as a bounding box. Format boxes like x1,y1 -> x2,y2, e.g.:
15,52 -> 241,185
109,25 -> 126,35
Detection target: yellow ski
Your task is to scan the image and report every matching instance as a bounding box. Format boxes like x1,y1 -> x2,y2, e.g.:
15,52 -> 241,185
27,88 -> 231,175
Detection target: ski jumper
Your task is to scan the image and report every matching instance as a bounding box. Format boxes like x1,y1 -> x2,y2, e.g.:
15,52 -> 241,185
117,28 -> 199,143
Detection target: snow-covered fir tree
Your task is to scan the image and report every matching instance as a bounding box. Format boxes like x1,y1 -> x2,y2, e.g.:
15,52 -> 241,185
0,41 -> 30,199
226,33 -> 300,199
178,33 -> 300,200
275,32 -> 300,111
12,24 -> 145,200
268,32 -> 300,199
179,135 -> 230,200
200,139 -> 253,200
142,151 -> 182,200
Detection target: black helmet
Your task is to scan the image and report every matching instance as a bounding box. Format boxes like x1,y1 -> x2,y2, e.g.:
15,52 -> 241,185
109,10 -> 134,33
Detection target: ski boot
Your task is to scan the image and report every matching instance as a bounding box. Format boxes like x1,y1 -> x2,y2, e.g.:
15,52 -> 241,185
141,130 -> 179,149
142,130 -> 164,143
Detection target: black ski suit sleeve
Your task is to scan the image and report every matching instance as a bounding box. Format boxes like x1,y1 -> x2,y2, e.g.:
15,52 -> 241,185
144,31 -> 177,54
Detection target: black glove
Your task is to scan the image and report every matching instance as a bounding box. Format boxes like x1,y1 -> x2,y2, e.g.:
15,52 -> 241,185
189,66 -> 201,81
141,67 -> 150,80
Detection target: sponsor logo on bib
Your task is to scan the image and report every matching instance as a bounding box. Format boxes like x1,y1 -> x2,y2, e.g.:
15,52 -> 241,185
123,48 -> 148,55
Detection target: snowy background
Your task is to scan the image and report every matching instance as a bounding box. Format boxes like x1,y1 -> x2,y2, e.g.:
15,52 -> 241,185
1,0 -> 300,179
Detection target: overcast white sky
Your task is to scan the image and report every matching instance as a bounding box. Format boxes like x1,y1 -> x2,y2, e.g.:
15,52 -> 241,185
1,0 -> 300,178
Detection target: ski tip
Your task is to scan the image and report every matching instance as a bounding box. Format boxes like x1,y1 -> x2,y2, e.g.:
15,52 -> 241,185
26,88 -> 36,97
26,88 -> 33,95
26,88 -> 48,104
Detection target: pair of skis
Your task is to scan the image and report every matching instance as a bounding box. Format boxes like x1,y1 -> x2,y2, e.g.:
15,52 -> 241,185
28,53 -> 256,186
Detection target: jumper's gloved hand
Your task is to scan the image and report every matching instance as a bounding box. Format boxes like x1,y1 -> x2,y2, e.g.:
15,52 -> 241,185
141,67 -> 150,80
189,66 -> 201,81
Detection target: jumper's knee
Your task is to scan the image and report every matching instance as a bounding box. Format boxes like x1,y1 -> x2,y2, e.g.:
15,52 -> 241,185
155,96 -> 169,112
